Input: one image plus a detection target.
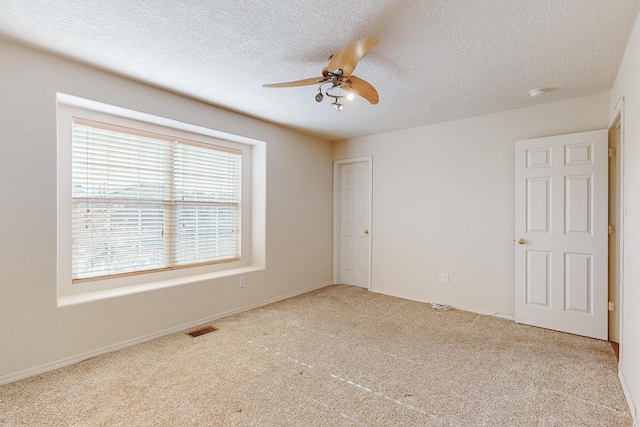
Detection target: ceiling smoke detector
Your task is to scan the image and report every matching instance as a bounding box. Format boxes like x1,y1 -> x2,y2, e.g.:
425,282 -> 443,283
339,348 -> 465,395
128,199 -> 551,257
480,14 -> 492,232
528,88 -> 546,97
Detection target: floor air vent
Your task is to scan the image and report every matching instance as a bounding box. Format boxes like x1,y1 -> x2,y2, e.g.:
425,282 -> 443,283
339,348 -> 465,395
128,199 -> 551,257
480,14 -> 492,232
186,325 -> 219,338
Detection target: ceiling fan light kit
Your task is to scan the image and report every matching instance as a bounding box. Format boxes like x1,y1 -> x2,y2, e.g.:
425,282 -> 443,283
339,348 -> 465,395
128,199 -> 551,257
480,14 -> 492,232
318,78 -> 353,111
263,39 -> 380,111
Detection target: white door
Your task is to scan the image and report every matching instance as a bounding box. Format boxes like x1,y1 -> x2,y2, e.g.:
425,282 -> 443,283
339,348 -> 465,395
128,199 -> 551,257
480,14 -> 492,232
515,130 -> 608,340
337,160 -> 371,288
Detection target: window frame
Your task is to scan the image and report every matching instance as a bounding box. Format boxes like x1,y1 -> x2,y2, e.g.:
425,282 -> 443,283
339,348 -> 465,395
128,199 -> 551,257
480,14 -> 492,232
57,94 -> 266,306
71,117 -> 243,282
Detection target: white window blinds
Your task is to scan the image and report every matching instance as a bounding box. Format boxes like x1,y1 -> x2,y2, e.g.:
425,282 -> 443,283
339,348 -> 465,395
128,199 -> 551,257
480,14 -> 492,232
71,117 -> 241,282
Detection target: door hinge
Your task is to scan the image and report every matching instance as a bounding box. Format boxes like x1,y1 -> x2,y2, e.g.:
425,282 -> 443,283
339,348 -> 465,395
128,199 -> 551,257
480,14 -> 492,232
609,224 -> 616,235
609,147 -> 616,158
608,301 -> 615,312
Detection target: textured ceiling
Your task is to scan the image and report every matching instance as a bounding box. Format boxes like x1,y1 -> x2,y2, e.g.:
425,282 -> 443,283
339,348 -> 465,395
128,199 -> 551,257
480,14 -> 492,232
0,1 -> 638,141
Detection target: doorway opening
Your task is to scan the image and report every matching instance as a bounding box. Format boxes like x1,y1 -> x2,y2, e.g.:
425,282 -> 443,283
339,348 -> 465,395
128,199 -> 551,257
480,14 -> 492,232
608,100 -> 625,351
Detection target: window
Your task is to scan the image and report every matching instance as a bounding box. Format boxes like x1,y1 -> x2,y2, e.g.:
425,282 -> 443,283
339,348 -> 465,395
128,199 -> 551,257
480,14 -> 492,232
57,94 -> 266,306
71,118 -> 242,282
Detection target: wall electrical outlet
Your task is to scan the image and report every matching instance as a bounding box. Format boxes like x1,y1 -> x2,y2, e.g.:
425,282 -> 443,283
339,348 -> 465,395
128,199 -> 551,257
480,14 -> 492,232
441,273 -> 449,284
240,276 -> 246,288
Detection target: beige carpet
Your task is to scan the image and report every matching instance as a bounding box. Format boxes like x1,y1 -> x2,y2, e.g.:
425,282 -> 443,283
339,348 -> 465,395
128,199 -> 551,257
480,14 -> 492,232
0,285 -> 632,426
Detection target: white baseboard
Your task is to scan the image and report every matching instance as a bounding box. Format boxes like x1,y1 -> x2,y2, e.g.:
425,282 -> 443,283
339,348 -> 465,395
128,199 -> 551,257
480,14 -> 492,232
619,367 -> 638,427
0,281 -> 332,386
369,289 -> 515,321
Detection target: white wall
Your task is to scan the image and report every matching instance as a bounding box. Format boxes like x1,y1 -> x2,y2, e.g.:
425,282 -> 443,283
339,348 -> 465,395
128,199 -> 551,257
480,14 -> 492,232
334,94 -> 609,316
610,13 -> 640,423
0,39 -> 333,382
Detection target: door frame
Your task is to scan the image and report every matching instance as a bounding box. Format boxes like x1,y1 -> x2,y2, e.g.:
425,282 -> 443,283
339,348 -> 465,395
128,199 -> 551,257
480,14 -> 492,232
333,156 -> 373,289
610,96 -> 626,357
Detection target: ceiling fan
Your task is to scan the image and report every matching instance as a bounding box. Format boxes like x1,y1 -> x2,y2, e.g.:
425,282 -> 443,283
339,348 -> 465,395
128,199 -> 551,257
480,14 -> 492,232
263,39 -> 379,111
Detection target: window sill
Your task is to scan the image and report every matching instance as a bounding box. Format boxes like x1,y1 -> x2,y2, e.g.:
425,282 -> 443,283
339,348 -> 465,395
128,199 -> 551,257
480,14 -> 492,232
57,265 -> 265,308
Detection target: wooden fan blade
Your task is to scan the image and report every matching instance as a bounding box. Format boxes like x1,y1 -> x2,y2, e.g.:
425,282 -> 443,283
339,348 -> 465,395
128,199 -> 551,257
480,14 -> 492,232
263,77 -> 326,88
327,39 -> 378,77
348,76 -> 379,104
